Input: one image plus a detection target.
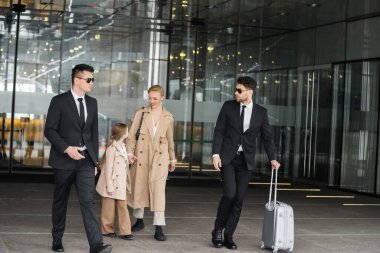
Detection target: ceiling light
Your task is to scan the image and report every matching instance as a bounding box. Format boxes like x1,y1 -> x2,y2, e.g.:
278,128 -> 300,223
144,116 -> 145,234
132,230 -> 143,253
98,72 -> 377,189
179,51 -> 186,58
308,3 -> 320,8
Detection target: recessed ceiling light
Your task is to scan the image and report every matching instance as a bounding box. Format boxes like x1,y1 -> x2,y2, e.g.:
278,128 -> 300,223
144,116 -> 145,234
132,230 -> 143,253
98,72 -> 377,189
308,3 -> 320,8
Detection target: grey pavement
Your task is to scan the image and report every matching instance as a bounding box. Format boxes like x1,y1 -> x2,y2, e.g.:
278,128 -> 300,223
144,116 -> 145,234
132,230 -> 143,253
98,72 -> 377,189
0,179 -> 380,253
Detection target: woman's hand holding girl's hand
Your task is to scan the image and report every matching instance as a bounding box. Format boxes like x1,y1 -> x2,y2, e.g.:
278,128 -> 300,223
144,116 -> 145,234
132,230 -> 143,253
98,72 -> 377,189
169,162 -> 175,172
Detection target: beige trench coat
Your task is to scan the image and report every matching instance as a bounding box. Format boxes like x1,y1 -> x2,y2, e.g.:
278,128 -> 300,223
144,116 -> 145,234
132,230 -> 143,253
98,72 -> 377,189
127,106 -> 176,212
96,142 -> 131,200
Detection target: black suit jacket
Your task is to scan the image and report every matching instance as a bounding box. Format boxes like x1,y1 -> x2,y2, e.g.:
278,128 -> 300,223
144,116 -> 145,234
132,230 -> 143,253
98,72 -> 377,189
212,100 -> 276,171
44,91 -> 99,169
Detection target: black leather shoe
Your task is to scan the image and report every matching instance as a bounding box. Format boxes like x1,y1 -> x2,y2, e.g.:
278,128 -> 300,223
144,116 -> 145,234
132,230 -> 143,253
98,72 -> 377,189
223,238 -> 237,250
131,219 -> 145,232
102,233 -> 117,237
211,229 -> 223,248
154,226 -> 167,241
94,244 -> 112,253
52,238 -> 64,252
119,234 -> 134,240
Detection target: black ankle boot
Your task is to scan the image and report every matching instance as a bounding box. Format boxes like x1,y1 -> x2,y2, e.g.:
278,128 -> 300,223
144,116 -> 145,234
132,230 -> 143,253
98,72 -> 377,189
154,225 -> 167,241
132,218 -> 145,232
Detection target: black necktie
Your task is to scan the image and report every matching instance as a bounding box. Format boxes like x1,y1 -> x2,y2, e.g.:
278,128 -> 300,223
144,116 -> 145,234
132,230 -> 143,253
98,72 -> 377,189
241,105 -> 246,133
78,98 -> 85,128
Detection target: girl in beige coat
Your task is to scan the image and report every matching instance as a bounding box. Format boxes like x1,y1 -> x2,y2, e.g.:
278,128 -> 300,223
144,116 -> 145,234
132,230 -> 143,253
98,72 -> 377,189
96,123 -> 133,240
127,85 -> 176,241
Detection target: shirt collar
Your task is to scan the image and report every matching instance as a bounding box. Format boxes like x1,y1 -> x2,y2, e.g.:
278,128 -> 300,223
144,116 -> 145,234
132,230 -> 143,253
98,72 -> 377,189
71,89 -> 84,100
240,101 -> 253,109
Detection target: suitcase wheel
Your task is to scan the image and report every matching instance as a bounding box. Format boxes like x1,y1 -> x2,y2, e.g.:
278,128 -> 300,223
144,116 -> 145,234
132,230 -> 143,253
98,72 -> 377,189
273,250 -> 278,253
260,241 -> 265,249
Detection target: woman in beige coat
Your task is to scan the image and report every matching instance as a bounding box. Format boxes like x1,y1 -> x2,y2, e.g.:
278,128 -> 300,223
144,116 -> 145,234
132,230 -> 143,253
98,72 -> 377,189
127,85 -> 176,241
96,123 -> 133,240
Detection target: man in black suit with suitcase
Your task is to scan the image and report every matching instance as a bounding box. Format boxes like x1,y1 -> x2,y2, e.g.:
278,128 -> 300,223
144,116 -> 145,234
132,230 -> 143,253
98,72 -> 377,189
44,64 -> 112,253
211,76 -> 280,250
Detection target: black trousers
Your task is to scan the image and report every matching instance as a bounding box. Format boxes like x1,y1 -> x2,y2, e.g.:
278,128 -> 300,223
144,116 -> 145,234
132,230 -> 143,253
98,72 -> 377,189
214,152 -> 252,238
52,153 -> 103,252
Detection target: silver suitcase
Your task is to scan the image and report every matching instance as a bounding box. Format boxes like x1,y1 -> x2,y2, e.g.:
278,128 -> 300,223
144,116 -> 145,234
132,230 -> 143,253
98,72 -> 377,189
261,169 -> 294,253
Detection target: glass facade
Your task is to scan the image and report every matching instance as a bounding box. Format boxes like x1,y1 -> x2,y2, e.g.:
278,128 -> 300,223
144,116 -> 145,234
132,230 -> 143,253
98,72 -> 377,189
1,0 -> 380,195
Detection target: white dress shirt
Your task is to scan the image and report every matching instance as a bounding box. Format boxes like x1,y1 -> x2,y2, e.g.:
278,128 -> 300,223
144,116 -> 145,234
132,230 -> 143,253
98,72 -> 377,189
71,89 -> 88,122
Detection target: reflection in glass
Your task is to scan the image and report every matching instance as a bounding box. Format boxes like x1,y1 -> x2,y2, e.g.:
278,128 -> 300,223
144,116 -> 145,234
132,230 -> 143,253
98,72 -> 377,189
341,61 -> 379,193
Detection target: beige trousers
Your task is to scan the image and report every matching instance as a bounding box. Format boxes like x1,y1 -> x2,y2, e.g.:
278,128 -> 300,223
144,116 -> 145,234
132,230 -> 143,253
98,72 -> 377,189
133,208 -> 165,226
101,197 -> 131,235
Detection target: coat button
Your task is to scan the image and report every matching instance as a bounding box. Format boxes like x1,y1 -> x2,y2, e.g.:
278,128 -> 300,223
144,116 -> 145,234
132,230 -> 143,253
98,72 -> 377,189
160,141 -> 162,143
159,163 -> 161,166
142,138 -> 144,140
116,175 -> 119,177
139,163 -> 141,166
159,152 -> 162,154
116,187 -> 118,189
140,151 -> 143,153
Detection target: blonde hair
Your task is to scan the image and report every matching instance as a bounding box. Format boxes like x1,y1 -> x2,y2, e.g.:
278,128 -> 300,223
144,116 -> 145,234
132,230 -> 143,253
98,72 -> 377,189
110,123 -> 127,142
99,123 -> 127,169
148,85 -> 165,97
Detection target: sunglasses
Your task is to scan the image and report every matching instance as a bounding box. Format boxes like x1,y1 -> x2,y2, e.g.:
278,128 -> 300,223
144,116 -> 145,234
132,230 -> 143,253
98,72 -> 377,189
76,77 -> 95,83
235,88 -> 250,94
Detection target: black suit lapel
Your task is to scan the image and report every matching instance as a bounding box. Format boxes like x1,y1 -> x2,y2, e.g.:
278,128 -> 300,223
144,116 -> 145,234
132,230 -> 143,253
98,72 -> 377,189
65,91 -> 82,128
248,102 -> 257,130
84,95 -> 92,129
233,101 -> 242,132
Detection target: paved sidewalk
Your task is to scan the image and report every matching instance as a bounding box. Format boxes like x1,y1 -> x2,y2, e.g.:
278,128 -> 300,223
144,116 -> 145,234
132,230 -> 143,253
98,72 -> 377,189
0,180 -> 380,252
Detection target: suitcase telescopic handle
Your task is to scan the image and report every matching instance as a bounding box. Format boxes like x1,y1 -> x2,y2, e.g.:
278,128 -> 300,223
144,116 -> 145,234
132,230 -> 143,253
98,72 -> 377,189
268,168 -> 278,207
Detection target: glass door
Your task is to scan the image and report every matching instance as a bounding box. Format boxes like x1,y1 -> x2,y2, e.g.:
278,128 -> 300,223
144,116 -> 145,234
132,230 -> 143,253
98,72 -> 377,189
340,61 -> 379,194
294,65 -> 333,183
0,113 -> 8,173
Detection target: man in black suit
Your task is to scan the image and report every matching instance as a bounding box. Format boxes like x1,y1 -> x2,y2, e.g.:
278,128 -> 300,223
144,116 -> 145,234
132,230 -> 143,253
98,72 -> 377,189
44,64 -> 112,253
211,76 -> 280,250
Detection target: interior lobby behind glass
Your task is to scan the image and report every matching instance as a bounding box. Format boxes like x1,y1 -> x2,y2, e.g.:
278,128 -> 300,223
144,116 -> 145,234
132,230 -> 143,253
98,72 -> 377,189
2,0 -> 380,195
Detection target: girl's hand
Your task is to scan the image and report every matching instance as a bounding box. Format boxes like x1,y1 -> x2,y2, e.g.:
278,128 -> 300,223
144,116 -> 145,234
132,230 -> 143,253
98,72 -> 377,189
107,191 -> 113,196
127,154 -> 137,164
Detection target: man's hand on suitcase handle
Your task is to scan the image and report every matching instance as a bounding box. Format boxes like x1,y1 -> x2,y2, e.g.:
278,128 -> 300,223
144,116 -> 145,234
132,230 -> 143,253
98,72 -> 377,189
271,160 -> 281,170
